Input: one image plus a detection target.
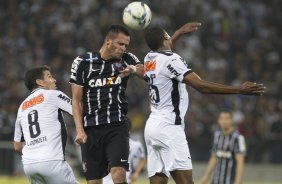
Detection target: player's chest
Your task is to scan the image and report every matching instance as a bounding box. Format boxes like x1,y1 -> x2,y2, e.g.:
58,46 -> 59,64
84,61 -> 127,88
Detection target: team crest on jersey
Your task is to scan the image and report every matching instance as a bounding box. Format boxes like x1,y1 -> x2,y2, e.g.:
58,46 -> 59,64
22,93 -> 44,111
88,76 -> 122,87
113,62 -> 125,71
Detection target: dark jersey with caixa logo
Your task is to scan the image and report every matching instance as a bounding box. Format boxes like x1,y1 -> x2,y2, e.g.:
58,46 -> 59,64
69,52 -> 140,127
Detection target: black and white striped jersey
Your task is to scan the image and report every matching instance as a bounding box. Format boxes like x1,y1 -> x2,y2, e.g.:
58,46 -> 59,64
211,130 -> 246,184
69,52 -> 140,127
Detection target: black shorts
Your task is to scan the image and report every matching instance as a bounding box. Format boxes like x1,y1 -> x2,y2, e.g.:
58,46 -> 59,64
81,122 -> 129,180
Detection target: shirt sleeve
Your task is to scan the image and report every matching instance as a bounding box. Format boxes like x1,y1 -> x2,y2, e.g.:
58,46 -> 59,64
211,132 -> 219,153
69,56 -> 85,87
14,113 -> 24,142
123,52 -> 141,66
163,55 -> 192,82
50,90 -> 72,115
234,134 -> 246,155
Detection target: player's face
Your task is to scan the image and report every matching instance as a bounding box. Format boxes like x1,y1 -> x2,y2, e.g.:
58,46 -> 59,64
107,33 -> 130,59
41,70 -> 57,90
218,112 -> 233,131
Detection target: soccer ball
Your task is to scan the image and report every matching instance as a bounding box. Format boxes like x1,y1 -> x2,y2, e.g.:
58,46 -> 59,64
122,1 -> 152,30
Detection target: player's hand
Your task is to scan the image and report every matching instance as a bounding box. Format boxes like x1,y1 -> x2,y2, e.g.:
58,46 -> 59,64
239,81 -> 266,96
75,130 -> 87,145
177,22 -> 202,34
199,176 -> 209,184
130,172 -> 139,182
119,65 -> 135,78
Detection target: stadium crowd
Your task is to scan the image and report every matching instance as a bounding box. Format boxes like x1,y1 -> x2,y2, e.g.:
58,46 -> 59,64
0,0 -> 281,166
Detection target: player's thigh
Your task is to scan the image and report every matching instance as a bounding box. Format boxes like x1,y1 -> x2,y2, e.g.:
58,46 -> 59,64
166,125 -> 192,171
47,161 -> 78,184
105,123 -> 129,172
170,169 -> 194,184
23,164 -> 47,184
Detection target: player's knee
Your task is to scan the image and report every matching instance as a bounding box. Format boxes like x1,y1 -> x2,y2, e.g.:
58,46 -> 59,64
111,167 -> 126,183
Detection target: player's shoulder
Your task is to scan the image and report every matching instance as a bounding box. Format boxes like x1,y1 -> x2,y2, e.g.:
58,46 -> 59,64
38,89 -> 66,100
147,51 -> 183,61
73,52 -> 100,64
122,52 -> 140,64
233,130 -> 245,139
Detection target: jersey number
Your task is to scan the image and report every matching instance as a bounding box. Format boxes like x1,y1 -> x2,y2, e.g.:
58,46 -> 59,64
28,110 -> 41,138
145,74 -> 160,103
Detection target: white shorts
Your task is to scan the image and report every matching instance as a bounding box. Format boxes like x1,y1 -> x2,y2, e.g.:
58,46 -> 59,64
144,114 -> 192,178
23,160 -> 79,184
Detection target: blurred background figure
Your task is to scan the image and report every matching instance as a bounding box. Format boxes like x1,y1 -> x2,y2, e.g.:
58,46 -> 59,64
199,111 -> 246,184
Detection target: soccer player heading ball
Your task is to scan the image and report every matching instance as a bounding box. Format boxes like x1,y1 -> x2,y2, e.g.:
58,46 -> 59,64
140,24 -> 265,184
70,25 -> 144,184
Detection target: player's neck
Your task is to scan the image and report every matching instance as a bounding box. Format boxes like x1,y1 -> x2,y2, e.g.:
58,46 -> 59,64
99,47 -> 111,60
222,127 -> 233,135
156,45 -> 171,52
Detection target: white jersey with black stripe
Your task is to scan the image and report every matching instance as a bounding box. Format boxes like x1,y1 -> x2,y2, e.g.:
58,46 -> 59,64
14,88 -> 72,164
144,51 -> 192,125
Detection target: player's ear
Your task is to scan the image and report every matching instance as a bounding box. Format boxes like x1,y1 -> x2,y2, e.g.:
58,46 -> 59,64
36,79 -> 44,88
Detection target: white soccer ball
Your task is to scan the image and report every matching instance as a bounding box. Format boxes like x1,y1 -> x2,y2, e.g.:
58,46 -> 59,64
122,1 -> 152,30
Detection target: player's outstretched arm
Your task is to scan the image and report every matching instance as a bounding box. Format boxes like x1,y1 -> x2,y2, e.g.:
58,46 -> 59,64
199,154 -> 217,184
184,72 -> 266,96
71,84 -> 87,144
171,22 -> 202,44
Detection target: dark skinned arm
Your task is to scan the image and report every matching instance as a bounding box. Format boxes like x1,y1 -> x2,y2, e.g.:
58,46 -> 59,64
184,72 -> 266,95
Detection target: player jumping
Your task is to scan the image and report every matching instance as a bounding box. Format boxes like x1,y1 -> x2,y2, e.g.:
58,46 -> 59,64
138,25 -> 264,184
14,66 -> 78,184
70,25 -> 143,184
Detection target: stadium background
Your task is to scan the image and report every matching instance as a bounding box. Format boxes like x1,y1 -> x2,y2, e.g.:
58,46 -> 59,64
0,0 -> 281,183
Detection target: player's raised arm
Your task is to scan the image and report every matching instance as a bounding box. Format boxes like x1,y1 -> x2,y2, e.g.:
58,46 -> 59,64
183,72 -> 266,95
171,22 -> 202,44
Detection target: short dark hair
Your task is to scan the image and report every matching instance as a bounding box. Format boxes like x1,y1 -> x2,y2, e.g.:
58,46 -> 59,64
106,24 -> 130,38
145,27 -> 166,50
24,65 -> 51,92
219,110 -> 232,117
